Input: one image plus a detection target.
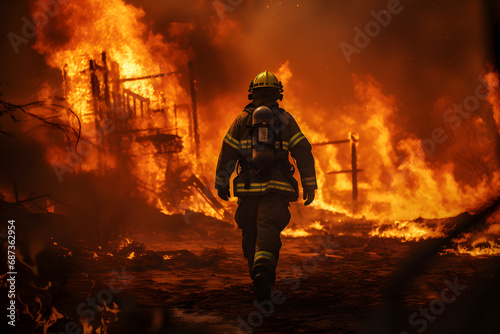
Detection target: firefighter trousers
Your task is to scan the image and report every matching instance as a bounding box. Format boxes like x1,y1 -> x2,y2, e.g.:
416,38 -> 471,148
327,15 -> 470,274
234,192 -> 291,284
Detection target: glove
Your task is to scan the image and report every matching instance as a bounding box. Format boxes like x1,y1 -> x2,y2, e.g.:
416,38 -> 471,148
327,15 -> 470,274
303,189 -> 315,206
217,187 -> 230,201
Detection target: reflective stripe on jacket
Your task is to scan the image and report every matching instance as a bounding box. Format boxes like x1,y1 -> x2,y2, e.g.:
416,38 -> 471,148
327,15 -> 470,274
215,102 -> 317,201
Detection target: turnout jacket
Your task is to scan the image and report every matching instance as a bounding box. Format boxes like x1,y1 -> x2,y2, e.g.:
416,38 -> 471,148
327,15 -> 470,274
215,102 -> 317,202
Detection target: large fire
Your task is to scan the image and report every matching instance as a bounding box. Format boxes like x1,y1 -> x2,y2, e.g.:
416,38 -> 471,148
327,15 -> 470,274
31,0 -> 215,215
19,0 -> 500,256
3,1 -> 500,333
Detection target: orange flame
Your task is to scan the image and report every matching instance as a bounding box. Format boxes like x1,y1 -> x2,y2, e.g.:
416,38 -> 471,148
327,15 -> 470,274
27,0 -> 500,256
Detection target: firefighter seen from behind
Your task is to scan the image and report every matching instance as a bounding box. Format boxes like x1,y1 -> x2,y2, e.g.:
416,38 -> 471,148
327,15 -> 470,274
215,70 -> 318,300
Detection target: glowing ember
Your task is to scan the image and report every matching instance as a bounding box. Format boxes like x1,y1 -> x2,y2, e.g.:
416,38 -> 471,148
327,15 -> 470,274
40,307 -> 65,334
282,228 -> 310,237
310,221 -> 324,230
118,238 -> 132,251
369,220 -> 444,242
80,319 -> 94,334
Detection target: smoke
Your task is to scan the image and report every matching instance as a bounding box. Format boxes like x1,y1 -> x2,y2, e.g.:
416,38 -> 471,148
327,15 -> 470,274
0,0 -> 499,220
130,1 -> 490,118
126,0 -> 497,170
1,0 -> 494,116
1,0 -> 494,138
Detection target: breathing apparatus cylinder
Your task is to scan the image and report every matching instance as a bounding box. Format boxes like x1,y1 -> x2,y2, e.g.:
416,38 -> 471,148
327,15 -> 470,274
252,106 -> 275,170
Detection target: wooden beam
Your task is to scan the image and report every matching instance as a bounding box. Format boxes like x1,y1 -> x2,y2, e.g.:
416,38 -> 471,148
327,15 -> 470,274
188,61 -> 200,159
327,169 -> 363,174
119,72 -> 179,82
122,89 -> 150,103
351,136 -> 358,201
312,139 -> 350,146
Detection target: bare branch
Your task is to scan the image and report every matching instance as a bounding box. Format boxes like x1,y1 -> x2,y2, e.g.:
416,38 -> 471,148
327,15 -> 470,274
0,98 -> 82,150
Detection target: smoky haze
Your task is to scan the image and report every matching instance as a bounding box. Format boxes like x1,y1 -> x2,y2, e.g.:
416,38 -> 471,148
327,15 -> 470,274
0,1 -> 493,130
131,0 -> 492,143
0,0 -> 498,212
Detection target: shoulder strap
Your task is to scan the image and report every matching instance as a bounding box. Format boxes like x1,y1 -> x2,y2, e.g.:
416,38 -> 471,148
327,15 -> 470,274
243,102 -> 256,114
271,107 -> 290,126
271,107 -> 288,150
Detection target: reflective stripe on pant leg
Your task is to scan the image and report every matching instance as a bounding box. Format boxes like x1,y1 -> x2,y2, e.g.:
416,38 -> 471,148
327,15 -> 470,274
254,251 -> 277,266
252,193 -> 291,283
235,196 -> 261,278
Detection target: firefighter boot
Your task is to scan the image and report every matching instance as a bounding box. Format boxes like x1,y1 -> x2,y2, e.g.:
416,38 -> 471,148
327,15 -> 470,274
253,267 -> 271,301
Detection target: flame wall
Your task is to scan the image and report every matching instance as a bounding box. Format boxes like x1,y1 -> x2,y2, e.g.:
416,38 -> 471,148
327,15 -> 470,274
0,0 -> 499,224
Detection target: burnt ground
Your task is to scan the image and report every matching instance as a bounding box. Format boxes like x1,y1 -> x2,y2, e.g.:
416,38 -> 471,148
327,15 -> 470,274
2,200 -> 500,334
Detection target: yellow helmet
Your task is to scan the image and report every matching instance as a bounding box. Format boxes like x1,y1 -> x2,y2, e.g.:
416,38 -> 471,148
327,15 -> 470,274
248,70 -> 284,93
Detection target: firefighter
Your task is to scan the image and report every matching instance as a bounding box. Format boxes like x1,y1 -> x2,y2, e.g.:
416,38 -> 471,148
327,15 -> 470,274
215,70 -> 317,300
